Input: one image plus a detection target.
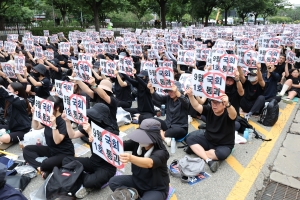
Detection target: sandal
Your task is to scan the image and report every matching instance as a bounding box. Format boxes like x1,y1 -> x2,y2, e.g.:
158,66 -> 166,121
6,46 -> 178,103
41,171 -> 50,179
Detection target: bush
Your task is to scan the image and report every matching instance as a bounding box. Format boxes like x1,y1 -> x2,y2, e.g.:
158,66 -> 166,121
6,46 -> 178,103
268,16 -> 293,24
30,27 -> 84,36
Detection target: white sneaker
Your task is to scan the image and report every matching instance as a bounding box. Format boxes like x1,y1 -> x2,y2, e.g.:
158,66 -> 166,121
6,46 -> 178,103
75,186 -> 88,199
282,98 -> 293,104
164,137 -> 172,147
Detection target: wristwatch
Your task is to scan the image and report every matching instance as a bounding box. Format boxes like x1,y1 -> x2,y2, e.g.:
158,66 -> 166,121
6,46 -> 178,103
51,125 -> 57,130
91,84 -> 98,89
226,102 -> 231,108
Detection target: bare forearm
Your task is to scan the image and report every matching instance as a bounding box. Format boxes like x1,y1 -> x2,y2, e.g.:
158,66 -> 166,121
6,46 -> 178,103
130,155 -> 153,168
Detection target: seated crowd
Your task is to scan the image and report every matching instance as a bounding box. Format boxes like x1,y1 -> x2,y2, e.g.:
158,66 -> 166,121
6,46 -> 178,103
0,34 -> 299,200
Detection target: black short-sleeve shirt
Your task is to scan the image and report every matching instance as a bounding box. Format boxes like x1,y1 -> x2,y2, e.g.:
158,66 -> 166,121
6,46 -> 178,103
43,115 -> 74,156
35,77 -> 50,98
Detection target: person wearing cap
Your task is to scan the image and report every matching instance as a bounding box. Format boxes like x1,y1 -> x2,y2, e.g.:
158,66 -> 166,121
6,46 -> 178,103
238,63 -> 265,121
122,68 -> 156,123
23,63 -> 50,99
147,81 -> 189,146
108,118 -> 170,200
75,77 -> 119,131
62,103 -> 119,198
185,89 -> 236,173
0,163 -> 27,200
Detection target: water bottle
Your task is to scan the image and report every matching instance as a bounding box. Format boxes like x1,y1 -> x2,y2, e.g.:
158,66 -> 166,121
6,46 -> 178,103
243,128 -> 249,141
171,138 -> 176,154
36,138 -> 42,146
248,129 -> 253,142
161,104 -> 166,116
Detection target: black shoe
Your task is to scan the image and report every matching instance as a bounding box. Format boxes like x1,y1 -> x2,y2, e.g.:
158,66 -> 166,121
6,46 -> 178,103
208,160 -> 220,173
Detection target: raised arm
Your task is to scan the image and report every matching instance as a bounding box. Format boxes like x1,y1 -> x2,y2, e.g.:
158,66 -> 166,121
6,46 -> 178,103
186,88 -> 203,114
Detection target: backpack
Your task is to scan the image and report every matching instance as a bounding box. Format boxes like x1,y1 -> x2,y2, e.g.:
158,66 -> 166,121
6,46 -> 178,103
236,116 -> 272,142
258,99 -> 279,127
178,155 -> 205,177
46,160 -> 84,199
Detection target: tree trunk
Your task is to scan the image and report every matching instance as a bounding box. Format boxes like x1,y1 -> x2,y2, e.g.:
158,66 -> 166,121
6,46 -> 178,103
93,5 -> 100,31
254,14 -> 258,25
0,16 -> 5,31
224,9 -> 228,25
61,10 -> 67,27
160,1 -> 167,29
205,14 -> 209,27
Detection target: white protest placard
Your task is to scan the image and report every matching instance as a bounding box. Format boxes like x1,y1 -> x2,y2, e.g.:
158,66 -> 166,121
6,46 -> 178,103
4,41 -> 16,54
100,60 -> 118,77
91,122 -> 124,171
32,36 -> 39,44
0,40 -> 3,49
235,37 -> 251,46
73,60 -> 92,82
118,57 -> 134,76
196,48 -> 211,61
282,36 -> 294,46
286,50 -> 296,64
43,30 -> 49,37
258,48 -> 280,64
170,42 -> 180,55
23,39 -> 34,51
63,94 -> 87,124
54,80 -> 74,98
238,49 -> 258,68
78,53 -> 93,63
34,46 -> 43,59
214,54 -> 238,77
148,61 -> 174,91
1,62 -> 16,78
179,73 -> 193,92
268,37 -> 282,48
191,69 -> 226,100
294,38 -> 300,49
147,49 -> 159,60
177,50 -> 196,66
14,55 -> 25,75
44,49 -> 54,60
59,42 -> 70,55
107,43 -> 116,54
33,96 -> 54,127
153,40 -> 165,52
39,36 -> 47,45
141,60 -> 155,71
131,44 -> 142,56
50,35 -> 58,43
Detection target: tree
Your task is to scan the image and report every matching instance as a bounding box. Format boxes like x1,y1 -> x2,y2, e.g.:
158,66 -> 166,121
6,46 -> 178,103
48,0 -> 73,27
236,0 -> 254,24
166,0 -> 190,23
81,0 -> 103,31
190,0 -> 218,26
157,0 -> 168,29
218,0 -> 237,25
127,0 -> 150,21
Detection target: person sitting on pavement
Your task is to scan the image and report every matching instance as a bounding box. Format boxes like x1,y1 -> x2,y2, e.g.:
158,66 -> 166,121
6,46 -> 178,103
0,82 -> 31,144
122,69 -> 156,123
108,118 -> 170,200
262,63 -> 281,103
278,68 -> 300,104
185,89 -> 236,173
23,96 -> 74,179
238,63 -> 265,121
0,163 -> 27,200
62,103 -> 119,199
147,81 -> 189,146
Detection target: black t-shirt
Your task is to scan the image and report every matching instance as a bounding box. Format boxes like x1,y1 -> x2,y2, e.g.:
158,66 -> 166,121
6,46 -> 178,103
112,78 -> 133,102
78,125 -> 117,170
35,77 -> 50,99
225,84 -> 242,115
93,93 -> 119,130
43,115 -> 74,156
275,62 -> 285,76
242,80 -> 264,102
202,105 -> 235,148
124,140 -> 169,193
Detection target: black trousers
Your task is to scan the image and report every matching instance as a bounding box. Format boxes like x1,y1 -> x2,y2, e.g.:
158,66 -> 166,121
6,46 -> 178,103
109,175 -> 168,200
117,101 -> 132,109
23,145 -> 70,172
153,118 -> 188,139
240,95 -> 265,114
0,125 -> 28,143
62,156 -> 116,189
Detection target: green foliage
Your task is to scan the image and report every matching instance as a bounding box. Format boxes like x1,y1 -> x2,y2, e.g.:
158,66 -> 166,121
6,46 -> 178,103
30,27 -> 84,36
268,16 -> 293,23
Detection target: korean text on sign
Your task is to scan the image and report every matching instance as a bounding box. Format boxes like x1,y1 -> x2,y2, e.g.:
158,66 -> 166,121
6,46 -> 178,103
33,96 -> 54,127
148,61 -> 174,91
73,60 -> 92,82
91,122 -> 125,171
54,80 -> 74,98
63,94 -> 87,124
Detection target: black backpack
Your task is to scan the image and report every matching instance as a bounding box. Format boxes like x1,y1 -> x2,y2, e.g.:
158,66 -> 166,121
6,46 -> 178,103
46,160 -> 84,199
258,99 -> 279,127
236,116 -> 272,142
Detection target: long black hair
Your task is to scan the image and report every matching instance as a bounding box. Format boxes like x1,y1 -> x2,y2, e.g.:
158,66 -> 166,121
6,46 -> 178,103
47,96 -> 64,113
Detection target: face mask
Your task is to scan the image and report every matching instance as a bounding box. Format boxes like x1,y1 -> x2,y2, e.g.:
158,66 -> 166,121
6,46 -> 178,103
226,84 -> 234,91
248,75 -> 257,82
32,72 -> 40,78
139,144 -> 150,147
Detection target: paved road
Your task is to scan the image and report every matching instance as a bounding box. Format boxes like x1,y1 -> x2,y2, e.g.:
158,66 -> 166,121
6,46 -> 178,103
4,100 -> 299,200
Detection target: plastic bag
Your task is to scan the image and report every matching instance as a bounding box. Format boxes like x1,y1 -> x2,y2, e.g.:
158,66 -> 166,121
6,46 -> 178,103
23,128 -> 46,146
15,165 -> 37,178
117,107 -> 132,127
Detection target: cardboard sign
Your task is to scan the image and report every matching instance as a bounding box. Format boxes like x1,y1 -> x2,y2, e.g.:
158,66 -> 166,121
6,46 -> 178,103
63,94 -> 87,124
294,38 -> 300,49
0,40 -> 3,49
191,69 -> 226,100
118,57 -> 133,76
100,59 -> 118,77
43,30 -> 49,37
179,73 -> 193,92
23,39 -> 34,51
32,36 -> 39,44
78,53 -> 93,63
235,37 -> 251,46
147,49 -> 159,60
268,37 -> 282,48
50,35 -> 58,43
14,56 -> 25,75
44,49 -> 54,60
33,96 -> 54,127
106,43 -> 116,54
73,60 -> 92,82
131,44 -> 142,56
54,80 -> 74,98
154,40 -> 165,52
148,61 -> 174,91
196,48 -> 211,61
215,54 -> 238,77
258,48 -> 280,64
1,62 -> 16,78
282,36 -> 294,46
177,50 -> 196,66
59,42 -> 70,55
182,39 -> 195,50
91,122 -> 124,171
34,46 -> 43,59
141,60 -> 155,71
286,50 -> 296,64
238,49 -> 258,68
4,41 -> 16,54
39,36 -> 47,45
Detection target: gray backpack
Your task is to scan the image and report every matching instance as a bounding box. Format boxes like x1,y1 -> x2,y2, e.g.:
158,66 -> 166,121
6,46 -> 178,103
178,155 -> 205,177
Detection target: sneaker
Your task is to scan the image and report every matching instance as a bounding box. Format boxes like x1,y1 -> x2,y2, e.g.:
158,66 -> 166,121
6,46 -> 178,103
164,137 -> 172,147
208,160 -> 220,173
75,186 -> 89,199
245,113 -> 251,121
169,159 -> 181,178
283,98 -> 293,104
